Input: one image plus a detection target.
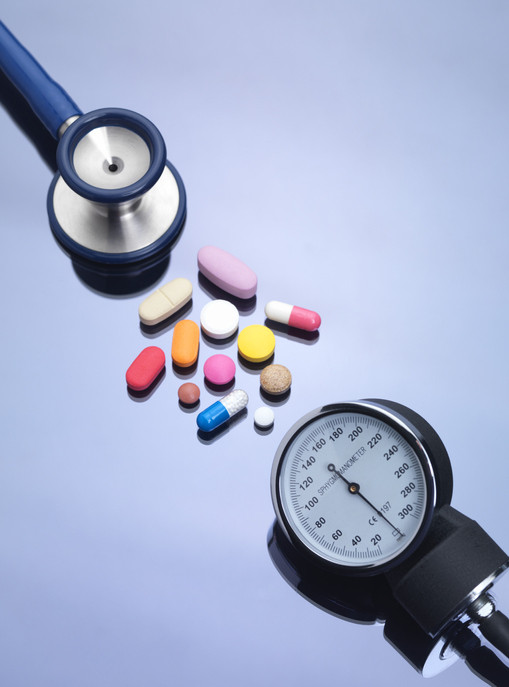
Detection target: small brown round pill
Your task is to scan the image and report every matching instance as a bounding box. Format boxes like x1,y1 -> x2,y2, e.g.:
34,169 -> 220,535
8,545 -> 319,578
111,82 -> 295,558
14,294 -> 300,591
260,364 -> 292,395
178,382 -> 200,405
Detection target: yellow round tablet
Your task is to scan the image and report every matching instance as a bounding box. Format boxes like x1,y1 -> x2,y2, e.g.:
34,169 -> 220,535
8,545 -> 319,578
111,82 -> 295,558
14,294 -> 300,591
238,324 -> 276,363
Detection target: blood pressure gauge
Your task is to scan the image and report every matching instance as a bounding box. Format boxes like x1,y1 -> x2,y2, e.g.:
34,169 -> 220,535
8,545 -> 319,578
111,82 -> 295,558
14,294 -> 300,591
270,400 -> 509,684
271,399 -> 453,576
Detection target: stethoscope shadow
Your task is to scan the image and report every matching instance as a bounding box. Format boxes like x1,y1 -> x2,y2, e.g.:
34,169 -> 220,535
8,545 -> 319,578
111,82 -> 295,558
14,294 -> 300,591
73,256 -> 172,298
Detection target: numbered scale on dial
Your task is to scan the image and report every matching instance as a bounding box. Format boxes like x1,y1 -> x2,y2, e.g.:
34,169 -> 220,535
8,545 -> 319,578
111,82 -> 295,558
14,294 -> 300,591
271,400 -> 451,576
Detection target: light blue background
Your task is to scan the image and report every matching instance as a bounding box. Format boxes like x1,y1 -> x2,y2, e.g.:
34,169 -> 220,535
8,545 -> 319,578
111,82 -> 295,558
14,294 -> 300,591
1,2 -> 508,685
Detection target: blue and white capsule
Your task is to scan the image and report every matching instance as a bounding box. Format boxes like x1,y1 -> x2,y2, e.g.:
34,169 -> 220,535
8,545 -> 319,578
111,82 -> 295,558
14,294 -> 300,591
197,389 -> 248,432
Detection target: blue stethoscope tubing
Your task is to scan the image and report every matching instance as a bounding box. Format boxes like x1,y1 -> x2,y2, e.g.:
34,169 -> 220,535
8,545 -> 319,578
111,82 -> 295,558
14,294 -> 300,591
0,20 -> 186,271
0,20 -> 82,137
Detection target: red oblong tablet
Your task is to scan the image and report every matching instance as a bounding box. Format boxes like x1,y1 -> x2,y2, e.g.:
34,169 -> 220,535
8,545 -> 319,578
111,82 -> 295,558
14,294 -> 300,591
126,346 -> 165,390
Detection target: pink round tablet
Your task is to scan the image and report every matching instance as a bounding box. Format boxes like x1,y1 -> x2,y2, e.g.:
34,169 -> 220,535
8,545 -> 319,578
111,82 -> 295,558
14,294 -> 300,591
203,354 -> 236,386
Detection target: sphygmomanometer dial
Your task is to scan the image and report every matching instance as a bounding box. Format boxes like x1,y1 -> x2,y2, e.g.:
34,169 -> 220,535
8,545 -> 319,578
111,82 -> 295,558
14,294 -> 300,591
271,400 -> 452,576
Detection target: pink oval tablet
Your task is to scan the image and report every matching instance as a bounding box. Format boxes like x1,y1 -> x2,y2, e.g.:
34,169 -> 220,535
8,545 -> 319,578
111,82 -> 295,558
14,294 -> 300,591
197,246 -> 257,299
203,354 -> 236,386
126,346 -> 165,391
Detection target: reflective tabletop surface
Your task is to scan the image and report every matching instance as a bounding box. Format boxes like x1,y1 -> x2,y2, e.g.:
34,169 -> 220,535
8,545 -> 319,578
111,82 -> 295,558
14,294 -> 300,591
1,3 -> 509,685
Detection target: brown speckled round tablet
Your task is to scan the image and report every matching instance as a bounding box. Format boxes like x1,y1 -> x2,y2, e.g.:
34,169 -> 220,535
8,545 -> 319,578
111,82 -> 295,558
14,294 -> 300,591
260,364 -> 292,395
178,382 -> 200,405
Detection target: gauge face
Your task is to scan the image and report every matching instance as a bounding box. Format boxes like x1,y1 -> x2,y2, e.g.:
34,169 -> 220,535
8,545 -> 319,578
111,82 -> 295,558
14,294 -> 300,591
272,402 -> 437,575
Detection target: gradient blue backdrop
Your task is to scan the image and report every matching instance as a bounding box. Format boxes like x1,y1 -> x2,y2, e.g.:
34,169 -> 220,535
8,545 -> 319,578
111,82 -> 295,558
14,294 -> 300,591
1,2 -> 508,685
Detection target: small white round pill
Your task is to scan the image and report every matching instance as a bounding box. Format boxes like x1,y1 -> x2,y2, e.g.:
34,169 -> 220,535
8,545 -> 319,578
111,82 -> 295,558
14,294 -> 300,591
200,299 -> 240,340
254,406 -> 275,429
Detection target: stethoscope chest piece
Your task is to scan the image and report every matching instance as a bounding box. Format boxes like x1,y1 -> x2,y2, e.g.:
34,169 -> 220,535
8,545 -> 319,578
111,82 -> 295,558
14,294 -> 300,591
48,108 -> 186,270
1,22 -> 187,279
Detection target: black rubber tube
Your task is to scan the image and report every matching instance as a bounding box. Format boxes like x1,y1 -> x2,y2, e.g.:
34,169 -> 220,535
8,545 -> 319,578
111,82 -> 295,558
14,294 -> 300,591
453,625 -> 509,687
479,612 -> 509,661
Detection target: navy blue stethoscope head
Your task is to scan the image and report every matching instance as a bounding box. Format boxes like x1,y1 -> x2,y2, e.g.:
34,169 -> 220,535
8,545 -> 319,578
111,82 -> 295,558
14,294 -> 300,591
0,21 -> 186,274
57,108 -> 168,205
49,107 -> 186,273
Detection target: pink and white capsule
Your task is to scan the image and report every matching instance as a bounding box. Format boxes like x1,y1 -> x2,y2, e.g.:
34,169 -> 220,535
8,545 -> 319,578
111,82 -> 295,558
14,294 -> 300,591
264,300 -> 321,332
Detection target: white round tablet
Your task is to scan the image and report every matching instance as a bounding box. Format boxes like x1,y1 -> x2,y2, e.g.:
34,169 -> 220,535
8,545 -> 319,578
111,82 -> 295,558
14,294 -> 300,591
254,405 -> 275,429
200,300 -> 240,340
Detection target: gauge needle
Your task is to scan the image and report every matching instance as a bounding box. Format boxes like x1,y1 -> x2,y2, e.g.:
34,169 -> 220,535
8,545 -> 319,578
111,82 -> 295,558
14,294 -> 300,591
327,463 -> 405,539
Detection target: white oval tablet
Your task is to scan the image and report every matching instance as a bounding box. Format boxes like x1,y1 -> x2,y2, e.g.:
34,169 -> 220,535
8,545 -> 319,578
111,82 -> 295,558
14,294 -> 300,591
200,300 -> 239,340
254,406 -> 275,429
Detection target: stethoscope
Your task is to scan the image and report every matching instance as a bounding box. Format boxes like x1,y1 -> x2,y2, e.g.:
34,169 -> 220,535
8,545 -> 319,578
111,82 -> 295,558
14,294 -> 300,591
0,21 -> 186,274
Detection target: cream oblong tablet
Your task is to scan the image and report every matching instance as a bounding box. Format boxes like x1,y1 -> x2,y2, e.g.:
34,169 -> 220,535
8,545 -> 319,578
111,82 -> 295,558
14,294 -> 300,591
138,278 -> 193,326
197,246 -> 257,299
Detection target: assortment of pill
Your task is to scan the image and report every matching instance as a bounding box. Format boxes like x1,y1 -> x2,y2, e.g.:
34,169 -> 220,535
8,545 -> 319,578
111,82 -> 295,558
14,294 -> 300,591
197,245 -> 257,299
171,319 -> 200,368
139,277 -> 192,326
265,300 -> 321,332
200,299 -> 239,340
237,324 -> 276,364
197,389 -> 249,432
125,244 -> 322,435
260,364 -> 292,396
203,354 -> 236,386
254,406 -> 275,429
178,382 -> 200,405
126,346 -> 166,391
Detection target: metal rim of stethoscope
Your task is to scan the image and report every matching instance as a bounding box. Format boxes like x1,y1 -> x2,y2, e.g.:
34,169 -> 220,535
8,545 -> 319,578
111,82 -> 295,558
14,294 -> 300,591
47,163 -> 186,270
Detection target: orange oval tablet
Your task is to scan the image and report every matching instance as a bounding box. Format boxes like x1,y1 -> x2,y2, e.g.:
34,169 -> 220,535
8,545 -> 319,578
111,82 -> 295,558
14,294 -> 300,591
171,319 -> 200,367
